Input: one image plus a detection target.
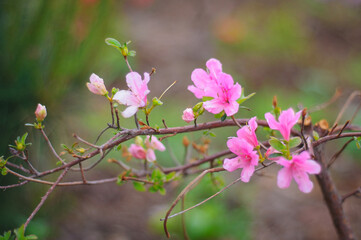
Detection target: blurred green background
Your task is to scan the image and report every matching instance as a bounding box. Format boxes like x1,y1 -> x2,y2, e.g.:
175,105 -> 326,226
1,0 -> 361,239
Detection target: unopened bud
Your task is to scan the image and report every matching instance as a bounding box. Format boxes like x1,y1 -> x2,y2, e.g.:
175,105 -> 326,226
272,95 -> 278,108
302,108 -> 307,118
152,97 -> 163,106
134,136 -> 143,146
182,136 -> 190,147
317,119 -> 329,130
35,104 -> 47,122
120,46 -> 128,57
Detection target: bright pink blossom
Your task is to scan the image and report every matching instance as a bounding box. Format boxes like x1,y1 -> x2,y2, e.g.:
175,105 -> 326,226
128,144 -> 147,159
265,108 -> 301,141
276,151 -> 321,193
35,104 -> 47,122
182,108 -> 195,123
188,58 -> 242,116
144,136 -> 166,162
223,138 -> 259,182
236,117 -> 258,147
87,73 -> 108,96
113,72 -> 150,118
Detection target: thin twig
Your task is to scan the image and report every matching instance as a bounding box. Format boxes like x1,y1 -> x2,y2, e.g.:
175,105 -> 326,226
115,108 -> 120,129
342,187 -> 361,203
337,121 -> 350,137
162,119 -> 168,129
5,161 -> 31,174
22,151 -> 40,175
0,181 -> 28,189
327,139 -> 354,169
40,128 -> 66,164
134,113 -> 140,129
181,195 -> 190,240
79,162 -> 87,183
333,91 -> 361,127
124,56 -> 133,72
110,101 -> 115,126
95,126 -> 110,144
231,115 -> 242,128
309,88 -> 342,113
24,167 -> 69,230
73,134 -> 100,149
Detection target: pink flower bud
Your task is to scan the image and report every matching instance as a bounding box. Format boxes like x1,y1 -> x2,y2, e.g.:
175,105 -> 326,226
128,144 -> 146,160
86,73 -> 108,96
182,108 -> 195,123
35,104 -> 47,122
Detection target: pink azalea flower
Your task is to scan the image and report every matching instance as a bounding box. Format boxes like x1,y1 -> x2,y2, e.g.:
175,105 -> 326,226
35,104 -> 47,122
182,108 -> 195,123
128,144 -> 147,159
223,138 -> 259,182
265,108 -> 301,141
87,73 -> 108,96
113,72 -> 150,118
144,136 -> 165,162
188,58 -> 242,116
236,117 -> 258,147
276,151 -> 321,193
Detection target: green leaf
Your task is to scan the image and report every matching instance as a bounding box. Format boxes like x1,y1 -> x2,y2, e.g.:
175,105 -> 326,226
151,168 -> 165,181
105,38 -> 121,48
1,168 -> 8,176
237,92 -> 256,105
25,235 -> 38,240
288,137 -> 302,148
269,138 -> 286,152
202,96 -> 213,102
128,50 -> 136,57
0,230 -> 11,240
24,123 -> 35,127
214,111 -> 224,119
152,97 -> 163,106
313,131 -> 319,141
221,114 -> 227,122
193,102 -> 203,112
158,187 -> 166,195
132,182 -> 146,192
268,153 -> 283,159
165,172 -> 176,181
148,185 -> 158,193
116,144 -> 122,151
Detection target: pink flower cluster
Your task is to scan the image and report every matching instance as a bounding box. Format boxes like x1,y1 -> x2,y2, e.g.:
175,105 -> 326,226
223,109 -> 321,193
128,136 -> 165,162
188,59 -> 242,116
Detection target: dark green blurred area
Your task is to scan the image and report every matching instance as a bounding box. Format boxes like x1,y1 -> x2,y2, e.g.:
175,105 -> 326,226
1,0 -> 361,239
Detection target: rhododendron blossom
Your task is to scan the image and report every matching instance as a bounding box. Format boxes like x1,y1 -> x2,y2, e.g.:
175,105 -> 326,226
113,72 -> 150,118
129,136 -> 165,162
182,108 -> 195,123
265,108 -> 301,141
188,58 -> 242,116
35,104 -> 47,122
128,144 -> 147,159
87,73 -> 108,96
223,138 -> 259,182
276,151 -> 321,193
236,117 -> 258,147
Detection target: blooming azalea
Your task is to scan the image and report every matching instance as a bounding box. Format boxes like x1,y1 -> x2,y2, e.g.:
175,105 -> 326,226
113,72 -> 150,118
236,117 -> 258,147
265,108 -> 301,141
35,104 -> 47,122
188,58 -> 242,116
128,144 -> 147,159
144,136 -> 166,162
87,73 -> 108,96
276,151 -> 321,193
182,108 -> 195,123
223,138 -> 259,182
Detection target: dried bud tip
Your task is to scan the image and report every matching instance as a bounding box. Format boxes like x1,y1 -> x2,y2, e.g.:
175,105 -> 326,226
272,95 -> 278,108
316,119 -> 329,130
182,136 -> 190,147
302,108 -> 307,117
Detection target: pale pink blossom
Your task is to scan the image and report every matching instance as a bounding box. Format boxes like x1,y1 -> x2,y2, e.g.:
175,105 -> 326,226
182,108 -> 195,123
145,136 -> 165,162
87,73 -> 108,96
188,58 -> 242,116
223,138 -> 259,182
35,104 -> 47,122
128,144 -> 147,159
276,151 -> 321,193
113,72 -> 150,118
236,117 -> 258,147
265,108 -> 301,141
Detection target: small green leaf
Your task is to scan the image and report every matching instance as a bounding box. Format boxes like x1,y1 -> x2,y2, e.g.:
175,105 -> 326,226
288,137 -> 302,148
214,111 -> 224,119
193,102 -> 203,112
268,153 -> 283,159
0,230 -> 11,240
221,114 -> 227,122
105,38 -> 121,48
158,187 -> 166,195
202,96 -> 213,102
313,131 -> 319,141
152,97 -> 163,106
269,138 -> 286,152
24,123 -> 35,127
20,133 -> 28,143
116,144 -> 122,151
148,185 -> 158,193
1,168 -> 8,176
25,235 -> 38,240
128,50 -> 136,57
237,92 -> 256,105
165,172 -> 176,181
132,181 -> 146,192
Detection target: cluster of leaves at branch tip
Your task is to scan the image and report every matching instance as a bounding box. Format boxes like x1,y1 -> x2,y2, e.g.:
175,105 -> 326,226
105,38 -> 136,57
268,136 -> 302,159
8,133 -> 31,152
0,225 -> 37,240
355,136 -> 361,149
0,156 -> 8,176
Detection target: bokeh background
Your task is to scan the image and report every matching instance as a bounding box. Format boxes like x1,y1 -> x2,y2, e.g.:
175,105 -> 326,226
1,0 -> 361,239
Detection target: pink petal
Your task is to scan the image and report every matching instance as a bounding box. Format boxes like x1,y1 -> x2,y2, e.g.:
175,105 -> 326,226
293,169 -> 314,193
191,69 -> 210,89
121,105 -> 139,118
277,167 -> 292,189
206,58 -> 222,79
302,160 -> 321,174
218,73 -> 234,89
146,149 -> 156,162
265,112 -> 280,130
90,73 -> 104,85
151,136 -> 166,151
223,157 -> 242,172
129,144 -> 146,159
226,137 -> 244,156
248,117 -> 258,132
203,98 -> 225,114
224,100 -> 239,117
276,157 -> 292,168
188,85 -> 205,99
113,90 -> 139,106
228,82 -> 242,101
126,72 -> 143,92
240,165 -> 255,182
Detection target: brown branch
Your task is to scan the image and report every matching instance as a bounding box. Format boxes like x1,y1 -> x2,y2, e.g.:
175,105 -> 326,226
181,196 -> 190,240
0,181 -> 28,189
40,128 -> 66,164
5,161 -> 31,174
333,90 -> 361,127
79,162 -> 87,183
24,167 -> 69,230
